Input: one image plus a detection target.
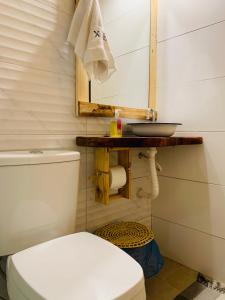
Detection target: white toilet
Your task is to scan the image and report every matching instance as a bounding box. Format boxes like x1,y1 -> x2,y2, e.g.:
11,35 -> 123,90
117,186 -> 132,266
0,150 -> 146,300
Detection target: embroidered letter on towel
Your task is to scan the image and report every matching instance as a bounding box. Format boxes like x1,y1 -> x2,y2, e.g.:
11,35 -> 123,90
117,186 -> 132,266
67,0 -> 117,83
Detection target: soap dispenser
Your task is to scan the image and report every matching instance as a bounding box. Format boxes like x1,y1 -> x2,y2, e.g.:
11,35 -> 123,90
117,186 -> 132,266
110,109 -> 122,137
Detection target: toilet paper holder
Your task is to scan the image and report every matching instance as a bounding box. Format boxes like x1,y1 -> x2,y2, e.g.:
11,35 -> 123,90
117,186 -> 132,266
95,147 -> 131,205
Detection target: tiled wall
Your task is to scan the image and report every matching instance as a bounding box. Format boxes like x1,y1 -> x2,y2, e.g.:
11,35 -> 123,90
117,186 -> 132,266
154,0 -> 225,282
0,0 -> 151,234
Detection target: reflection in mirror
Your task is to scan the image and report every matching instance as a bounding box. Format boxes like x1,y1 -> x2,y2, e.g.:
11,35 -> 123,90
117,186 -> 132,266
91,0 -> 151,109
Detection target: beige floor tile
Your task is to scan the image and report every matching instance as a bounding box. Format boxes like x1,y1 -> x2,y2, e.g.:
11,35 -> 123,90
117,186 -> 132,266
146,277 -> 180,300
146,257 -> 197,300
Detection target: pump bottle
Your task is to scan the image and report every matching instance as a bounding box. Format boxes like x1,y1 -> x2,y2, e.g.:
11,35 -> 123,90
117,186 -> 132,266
109,109 -> 122,137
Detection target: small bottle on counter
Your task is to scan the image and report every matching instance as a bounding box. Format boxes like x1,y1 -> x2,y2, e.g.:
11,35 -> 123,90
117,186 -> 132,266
109,109 -> 122,137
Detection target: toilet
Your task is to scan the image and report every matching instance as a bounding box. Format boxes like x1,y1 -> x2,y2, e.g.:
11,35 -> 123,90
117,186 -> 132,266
0,150 -> 146,300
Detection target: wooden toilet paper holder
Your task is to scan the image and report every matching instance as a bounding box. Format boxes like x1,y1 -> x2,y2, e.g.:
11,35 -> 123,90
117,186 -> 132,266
95,147 -> 131,205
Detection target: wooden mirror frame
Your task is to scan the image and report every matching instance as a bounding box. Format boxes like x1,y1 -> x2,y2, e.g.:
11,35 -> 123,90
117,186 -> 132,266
75,0 -> 157,119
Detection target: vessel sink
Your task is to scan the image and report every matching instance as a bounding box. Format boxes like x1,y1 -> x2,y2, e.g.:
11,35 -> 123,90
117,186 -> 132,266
127,122 -> 182,137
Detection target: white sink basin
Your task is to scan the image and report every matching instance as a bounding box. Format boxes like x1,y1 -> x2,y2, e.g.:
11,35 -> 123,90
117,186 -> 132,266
128,122 -> 182,137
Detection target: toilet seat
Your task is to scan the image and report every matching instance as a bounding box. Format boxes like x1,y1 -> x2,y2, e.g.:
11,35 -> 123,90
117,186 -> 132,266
7,232 -> 146,300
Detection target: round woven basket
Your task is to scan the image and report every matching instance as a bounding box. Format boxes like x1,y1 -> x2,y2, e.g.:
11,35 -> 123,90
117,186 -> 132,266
95,221 -> 154,249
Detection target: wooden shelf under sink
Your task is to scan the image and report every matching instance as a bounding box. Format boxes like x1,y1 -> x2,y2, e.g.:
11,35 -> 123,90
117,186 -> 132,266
76,136 -> 203,148
76,136 -> 203,205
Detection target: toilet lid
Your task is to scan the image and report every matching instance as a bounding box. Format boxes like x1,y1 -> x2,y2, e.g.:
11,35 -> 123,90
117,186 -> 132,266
8,232 -> 145,300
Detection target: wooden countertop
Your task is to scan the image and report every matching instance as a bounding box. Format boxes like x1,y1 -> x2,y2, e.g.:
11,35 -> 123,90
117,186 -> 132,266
76,136 -> 203,148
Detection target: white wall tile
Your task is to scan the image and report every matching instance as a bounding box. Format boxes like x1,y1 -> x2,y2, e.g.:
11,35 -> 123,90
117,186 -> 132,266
0,135 -> 81,151
157,132 -> 225,186
153,176 -> 225,239
132,148 -> 151,179
153,216 -> 225,282
157,77 -> 225,131
0,1 -> 75,75
40,0 -> 74,14
0,0 -> 81,138
0,0 -> 72,29
158,21 -> 225,86
0,62 -> 74,97
158,0 -> 225,41
86,118 -> 110,135
138,216 -> 152,229
157,0 -> 225,280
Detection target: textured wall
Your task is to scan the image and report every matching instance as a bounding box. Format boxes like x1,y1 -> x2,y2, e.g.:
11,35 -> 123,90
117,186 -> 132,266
0,0 -> 151,233
154,0 -> 225,282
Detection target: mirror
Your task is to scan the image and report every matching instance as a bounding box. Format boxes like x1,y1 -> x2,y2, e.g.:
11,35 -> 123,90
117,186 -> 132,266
92,0 -> 151,109
75,0 -> 157,118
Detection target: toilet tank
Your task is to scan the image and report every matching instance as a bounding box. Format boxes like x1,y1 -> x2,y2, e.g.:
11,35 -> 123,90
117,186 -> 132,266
0,150 -> 80,256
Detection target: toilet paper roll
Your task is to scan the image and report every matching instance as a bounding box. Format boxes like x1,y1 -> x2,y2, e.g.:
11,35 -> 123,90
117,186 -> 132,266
109,165 -> 127,190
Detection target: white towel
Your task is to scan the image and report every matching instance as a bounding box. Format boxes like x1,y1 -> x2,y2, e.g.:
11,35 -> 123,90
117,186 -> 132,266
67,0 -> 117,83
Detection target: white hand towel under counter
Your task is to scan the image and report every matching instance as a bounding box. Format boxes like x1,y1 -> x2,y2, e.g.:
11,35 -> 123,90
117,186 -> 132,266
67,0 -> 117,83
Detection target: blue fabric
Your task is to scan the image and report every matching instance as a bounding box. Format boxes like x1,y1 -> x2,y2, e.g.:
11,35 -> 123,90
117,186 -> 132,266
122,239 -> 164,278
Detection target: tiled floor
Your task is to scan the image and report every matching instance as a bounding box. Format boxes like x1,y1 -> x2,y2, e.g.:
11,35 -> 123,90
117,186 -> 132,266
145,257 -> 198,300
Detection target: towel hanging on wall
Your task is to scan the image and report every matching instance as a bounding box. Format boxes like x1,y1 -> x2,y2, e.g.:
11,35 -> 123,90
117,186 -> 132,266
67,0 -> 117,83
